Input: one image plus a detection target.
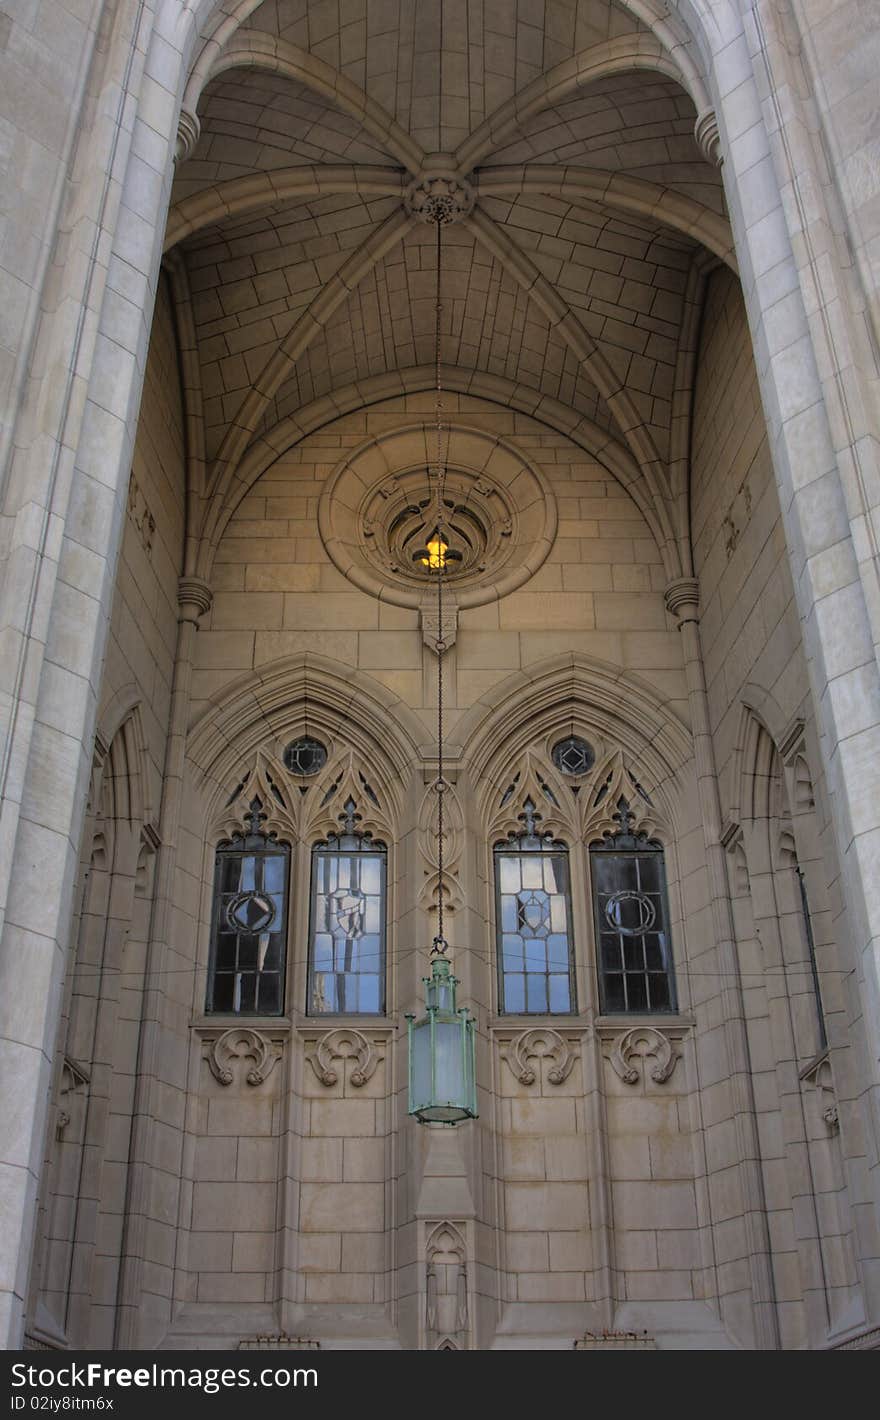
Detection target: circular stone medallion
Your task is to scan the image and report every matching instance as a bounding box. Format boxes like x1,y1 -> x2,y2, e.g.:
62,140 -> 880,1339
318,422 -> 558,609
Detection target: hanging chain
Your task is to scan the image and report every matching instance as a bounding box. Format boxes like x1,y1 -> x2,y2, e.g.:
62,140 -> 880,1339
433,215 -> 447,955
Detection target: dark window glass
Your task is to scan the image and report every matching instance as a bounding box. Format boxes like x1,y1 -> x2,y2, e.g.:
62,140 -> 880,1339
494,826 -> 576,1015
308,831 -> 386,1015
283,736 -> 328,776
551,736 -> 595,777
207,800 -> 289,1015
590,801 -> 676,1014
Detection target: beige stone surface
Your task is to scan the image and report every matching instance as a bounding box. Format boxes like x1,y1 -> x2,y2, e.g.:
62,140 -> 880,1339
2,0 -> 879,1356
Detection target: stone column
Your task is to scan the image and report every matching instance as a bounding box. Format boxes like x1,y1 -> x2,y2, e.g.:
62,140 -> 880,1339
114,575 -> 212,1348
665,577 -> 781,1348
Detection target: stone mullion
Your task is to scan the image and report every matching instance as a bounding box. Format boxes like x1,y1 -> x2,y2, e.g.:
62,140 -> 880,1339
666,579 -> 780,1348
581,1029 -> 617,1331
114,578 -> 211,1348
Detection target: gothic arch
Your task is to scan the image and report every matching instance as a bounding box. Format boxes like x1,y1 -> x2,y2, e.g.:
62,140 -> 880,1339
195,372 -> 651,579
460,652 -> 693,835
186,653 -> 423,833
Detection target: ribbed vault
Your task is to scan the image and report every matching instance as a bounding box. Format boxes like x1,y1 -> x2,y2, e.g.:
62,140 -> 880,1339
163,0 -> 736,584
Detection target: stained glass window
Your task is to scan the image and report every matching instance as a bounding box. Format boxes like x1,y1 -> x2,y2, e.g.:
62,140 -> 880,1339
308,818 -> 386,1015
283,736 -> 327,776
590,801 -> 676,1013
551,736 -> 595,777
207,800 -> 289,1015
494,814 -> 575,1014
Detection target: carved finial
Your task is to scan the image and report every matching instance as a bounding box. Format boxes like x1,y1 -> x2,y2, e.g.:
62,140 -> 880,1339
340,796 -> 361,835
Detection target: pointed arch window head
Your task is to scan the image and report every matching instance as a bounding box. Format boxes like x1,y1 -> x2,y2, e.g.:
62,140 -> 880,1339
207,799 -> 290,1016
590,799 -> 676,1014
494,801 -> 576,1015
308,806 -> 386,1016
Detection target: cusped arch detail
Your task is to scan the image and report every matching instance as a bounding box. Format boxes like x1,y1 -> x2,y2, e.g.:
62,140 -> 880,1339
460,652 -> 693,839
186,654 -> 422,833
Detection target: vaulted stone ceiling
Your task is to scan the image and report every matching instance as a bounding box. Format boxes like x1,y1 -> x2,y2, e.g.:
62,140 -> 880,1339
164,0 -> 734,583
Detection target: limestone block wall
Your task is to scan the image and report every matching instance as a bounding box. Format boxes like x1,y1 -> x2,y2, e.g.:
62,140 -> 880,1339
691,266 -> 865,1346
27,274 -> 186,1350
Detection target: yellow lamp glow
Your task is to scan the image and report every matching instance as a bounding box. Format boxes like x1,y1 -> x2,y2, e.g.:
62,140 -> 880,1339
418,530 -> 450,570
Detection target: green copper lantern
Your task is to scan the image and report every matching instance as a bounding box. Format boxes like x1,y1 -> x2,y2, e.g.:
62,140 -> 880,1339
406,956 -> 477,1124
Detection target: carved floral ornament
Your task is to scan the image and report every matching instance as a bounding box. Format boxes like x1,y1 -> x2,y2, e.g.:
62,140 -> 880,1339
304,1028 -> 385,1088
501,1028 -> 578,1086
607,1026 -> 680,1085
206,1028 -> 281,1087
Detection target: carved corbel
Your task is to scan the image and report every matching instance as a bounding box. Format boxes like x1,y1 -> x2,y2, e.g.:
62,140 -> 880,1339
502,1028 -> 576,1086
306,1028 -> 382,1087
608,1026 -> 679,1085
206,1028 -> 280,1087
801,1053 -> 840,1133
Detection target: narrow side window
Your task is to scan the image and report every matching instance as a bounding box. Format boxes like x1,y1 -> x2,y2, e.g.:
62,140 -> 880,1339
207,799 -> 289,1015
590,800 -> 676,1014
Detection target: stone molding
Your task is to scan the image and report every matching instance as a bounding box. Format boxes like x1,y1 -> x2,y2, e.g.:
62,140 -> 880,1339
664,576 -> 701,622
238,1336 -> 320,1350
694,107 -> 722,166
175,109 -> 201,164
575,1330 -> 657,1349
177,575 -> 213,624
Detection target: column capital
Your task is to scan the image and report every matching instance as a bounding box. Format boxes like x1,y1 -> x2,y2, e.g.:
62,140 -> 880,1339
664,577 -> 701,623
694,108 -> 722,167
177,575 -> 213,624
175,108 -> 201,164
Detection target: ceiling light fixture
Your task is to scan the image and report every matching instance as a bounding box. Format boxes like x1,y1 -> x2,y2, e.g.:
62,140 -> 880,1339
406,208 -> 476,1126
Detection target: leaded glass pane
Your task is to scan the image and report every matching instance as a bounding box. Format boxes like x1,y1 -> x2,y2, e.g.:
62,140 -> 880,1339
283,736 -> 328,776
551,736 -> 595,777
494,838 -> 575,1014
590,818 -> 676,1014
308,836 -> 386,1015
207,815 -> 290,1015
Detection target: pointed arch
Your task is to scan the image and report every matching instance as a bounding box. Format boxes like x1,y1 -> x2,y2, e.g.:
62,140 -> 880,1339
460,651 -> 693,840
186,653 -> 423,834
457,35 -> 710,172
197,31 -> 423,171
193,367 -> 650,577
